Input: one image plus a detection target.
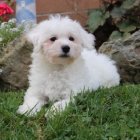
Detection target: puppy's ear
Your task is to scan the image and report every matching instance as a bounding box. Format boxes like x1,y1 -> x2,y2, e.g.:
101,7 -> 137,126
26,26 -> 40,46
80,28 -> 95,50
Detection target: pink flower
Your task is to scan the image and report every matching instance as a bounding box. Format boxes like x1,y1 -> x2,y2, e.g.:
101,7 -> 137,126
0,2 -> 14,21
0,3 -> 14,16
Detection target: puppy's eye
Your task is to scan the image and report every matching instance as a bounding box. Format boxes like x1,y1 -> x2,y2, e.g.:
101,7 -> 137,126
50,37 -> 57,42
69,36 -> 74,41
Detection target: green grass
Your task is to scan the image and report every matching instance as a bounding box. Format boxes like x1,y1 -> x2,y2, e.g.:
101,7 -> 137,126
0,84 -> 140,140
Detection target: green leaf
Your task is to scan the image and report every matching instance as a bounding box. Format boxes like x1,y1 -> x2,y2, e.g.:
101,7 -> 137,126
117,21 -> 136,32
111,7 -> 125,19
122,0 -> 136,9
109,31 -> 122,41
87,10 -> 110,32
123,32 -> 131,39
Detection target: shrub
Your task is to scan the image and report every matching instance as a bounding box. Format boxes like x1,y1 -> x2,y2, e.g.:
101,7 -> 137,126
0,19 -> 23,48
87,0 -> 140,48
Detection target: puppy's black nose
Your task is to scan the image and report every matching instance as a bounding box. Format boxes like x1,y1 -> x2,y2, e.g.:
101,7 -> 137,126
62,45 -> 70,53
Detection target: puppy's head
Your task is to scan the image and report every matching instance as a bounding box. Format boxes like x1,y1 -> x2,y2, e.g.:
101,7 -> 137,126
27,15 -> 95,65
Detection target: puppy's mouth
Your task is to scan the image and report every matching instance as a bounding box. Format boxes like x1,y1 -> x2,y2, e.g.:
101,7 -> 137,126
59,54 -> 70,58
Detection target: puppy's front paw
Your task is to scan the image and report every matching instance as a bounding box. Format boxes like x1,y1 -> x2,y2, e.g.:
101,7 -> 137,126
17,104 -> 29,114
45,106 -> 59,119
17,104 -> 38,116
45,100 -> 68,118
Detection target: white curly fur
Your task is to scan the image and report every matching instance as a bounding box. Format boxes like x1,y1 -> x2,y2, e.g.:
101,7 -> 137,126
17,15 -> 120,117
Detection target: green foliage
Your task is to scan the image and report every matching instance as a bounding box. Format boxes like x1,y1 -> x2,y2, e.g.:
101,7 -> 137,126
0,84 -> 140,139
87,0 -> 140,41
122,0 -> 136,9
87,10 -> 110,32
117,20 -> 136,32
109,31 -> 122,40
0,19 -> 23,48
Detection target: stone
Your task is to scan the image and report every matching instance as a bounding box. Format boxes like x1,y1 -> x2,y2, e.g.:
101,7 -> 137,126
0,36 -> 33,90
99,30 -> 140,83
0,30 -> 140,90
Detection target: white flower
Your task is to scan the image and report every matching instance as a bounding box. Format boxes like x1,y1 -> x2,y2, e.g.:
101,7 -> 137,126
8,18 -> 16,24
0,22 -> 7,28
10,28 -> 19,32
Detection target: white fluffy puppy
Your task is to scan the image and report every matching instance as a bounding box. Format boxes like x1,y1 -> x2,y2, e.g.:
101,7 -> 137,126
17,15 -> 120,116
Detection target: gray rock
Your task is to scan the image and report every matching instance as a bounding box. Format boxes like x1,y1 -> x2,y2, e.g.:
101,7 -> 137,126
0,36 -> 33,90
99,30 -> 140,83
0,30 -> 139,90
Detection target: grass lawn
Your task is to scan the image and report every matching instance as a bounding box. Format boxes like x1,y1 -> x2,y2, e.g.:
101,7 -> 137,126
0,84 -> 140,140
